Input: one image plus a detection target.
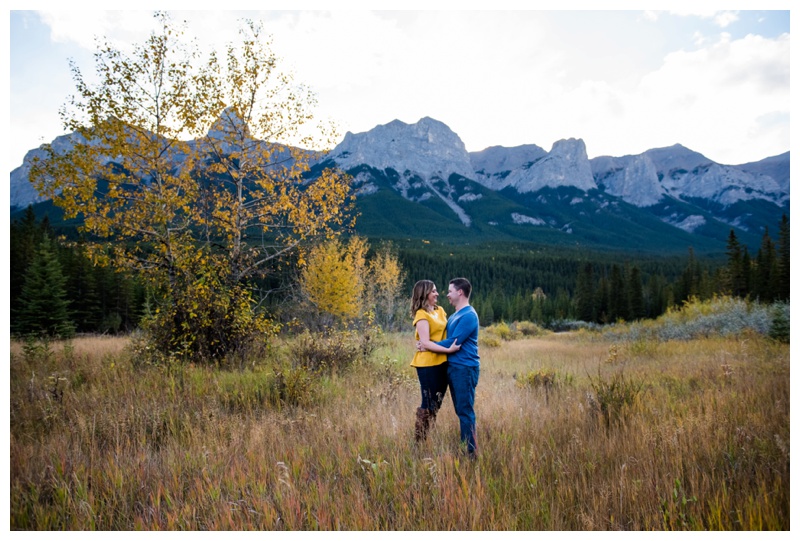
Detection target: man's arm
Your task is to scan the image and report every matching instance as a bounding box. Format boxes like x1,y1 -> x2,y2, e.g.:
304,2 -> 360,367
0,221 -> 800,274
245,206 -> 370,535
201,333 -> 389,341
416,319 -> 461,353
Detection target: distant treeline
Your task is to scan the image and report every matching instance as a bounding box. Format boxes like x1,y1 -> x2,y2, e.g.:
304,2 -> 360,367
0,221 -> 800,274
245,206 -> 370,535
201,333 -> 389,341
10,207 -> 146,336
398,243 -> 706,325
9,206 -> 789,336
396,214 -> 789,326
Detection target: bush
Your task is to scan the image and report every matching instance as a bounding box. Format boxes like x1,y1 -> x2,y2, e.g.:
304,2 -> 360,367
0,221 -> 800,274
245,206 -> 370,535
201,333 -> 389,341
479,333 -> 502,348
547,319 -> 603,333
292,328 -> 378,374
516,368 -> 574,389
605,296 -> 780,342
271,364 -> 319,408
587,368 -> 642,428
513,321 -> 547,337
488,321 -> 514,340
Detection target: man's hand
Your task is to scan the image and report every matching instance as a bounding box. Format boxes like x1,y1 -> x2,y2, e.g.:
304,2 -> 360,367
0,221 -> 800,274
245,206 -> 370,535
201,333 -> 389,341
416,340 -> 428,352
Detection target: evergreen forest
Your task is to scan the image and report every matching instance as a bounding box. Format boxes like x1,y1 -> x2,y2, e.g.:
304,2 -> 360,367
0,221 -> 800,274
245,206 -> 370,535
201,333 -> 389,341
9,204 -> 790,337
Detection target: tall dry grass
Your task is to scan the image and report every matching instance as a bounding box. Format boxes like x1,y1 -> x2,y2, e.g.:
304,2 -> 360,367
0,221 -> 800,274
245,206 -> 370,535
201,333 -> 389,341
10,330 -> 789,530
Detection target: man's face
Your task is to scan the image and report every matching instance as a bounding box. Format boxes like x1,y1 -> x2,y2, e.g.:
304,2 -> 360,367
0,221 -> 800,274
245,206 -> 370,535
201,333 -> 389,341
446,284 -> 460,307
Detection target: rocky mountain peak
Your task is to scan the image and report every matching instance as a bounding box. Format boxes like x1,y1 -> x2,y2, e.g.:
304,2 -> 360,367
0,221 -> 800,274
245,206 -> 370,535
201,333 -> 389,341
469,144 -> 548,177
499,138 -> 596,193
591,153 -> 664,207
206,107 -> 252,141
331,117 -> 474,180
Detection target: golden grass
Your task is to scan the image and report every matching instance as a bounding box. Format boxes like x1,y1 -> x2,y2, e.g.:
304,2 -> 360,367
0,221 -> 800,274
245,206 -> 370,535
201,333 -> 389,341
10,330 -> 789,530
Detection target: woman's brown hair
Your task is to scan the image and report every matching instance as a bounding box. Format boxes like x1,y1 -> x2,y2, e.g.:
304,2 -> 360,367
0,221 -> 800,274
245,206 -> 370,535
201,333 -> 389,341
410,280 -> 436,317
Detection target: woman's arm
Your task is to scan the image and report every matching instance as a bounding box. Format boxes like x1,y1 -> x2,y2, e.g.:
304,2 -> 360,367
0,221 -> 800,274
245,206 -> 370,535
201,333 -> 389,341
416,319 -> 460,353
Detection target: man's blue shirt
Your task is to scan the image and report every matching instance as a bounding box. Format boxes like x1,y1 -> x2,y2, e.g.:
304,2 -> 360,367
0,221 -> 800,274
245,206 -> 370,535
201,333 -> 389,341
436,305 -> 480,368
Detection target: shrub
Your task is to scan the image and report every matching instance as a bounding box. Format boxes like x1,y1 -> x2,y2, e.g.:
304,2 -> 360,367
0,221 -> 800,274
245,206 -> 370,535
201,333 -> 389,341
480,333 -> 502,348
605,296 -> 779,342
515,368 -> 574,390
488,321 -> 514,340
547,319 -> 603,333
587,367 -> 642,428
515,368 -> 574,404
271,364 -> 319,408
292,328 -> 378,374
366,356 -> 415,404
513,321 -> 547,337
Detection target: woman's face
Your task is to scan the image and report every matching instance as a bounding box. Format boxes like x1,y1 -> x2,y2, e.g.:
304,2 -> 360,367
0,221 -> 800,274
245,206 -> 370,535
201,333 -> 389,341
426,285 -> 439,307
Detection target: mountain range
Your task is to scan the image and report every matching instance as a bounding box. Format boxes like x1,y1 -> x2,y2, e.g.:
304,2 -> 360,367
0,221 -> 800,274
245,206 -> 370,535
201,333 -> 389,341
10,115 -> 790,254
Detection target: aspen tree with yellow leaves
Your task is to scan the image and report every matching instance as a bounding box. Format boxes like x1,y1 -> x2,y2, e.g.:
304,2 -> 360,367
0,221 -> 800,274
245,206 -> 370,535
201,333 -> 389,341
29,13 -> 353,362
300,236 -> 367,327
366,242 -> 407,331
299,237 -> 405,331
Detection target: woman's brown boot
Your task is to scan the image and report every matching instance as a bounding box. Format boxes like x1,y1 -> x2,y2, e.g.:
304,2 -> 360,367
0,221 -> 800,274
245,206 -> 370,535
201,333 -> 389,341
414,407 -> 432,442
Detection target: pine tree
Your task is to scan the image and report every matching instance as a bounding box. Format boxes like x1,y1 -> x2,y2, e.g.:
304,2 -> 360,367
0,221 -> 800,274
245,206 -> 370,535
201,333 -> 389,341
575,262 -> 595,322
595,275 -> 610,323
609,265 -> 626,321
13,235 -> 75,337
678,247 -> 701,302
482,301 -> 495,326
61,244 -> 102,332
10,206 -> 48,314
777,214 -> 790,301
741,249 -> 753,298
644,273 -> 667,318
627,266 -> 644,320
725,230 -> 746,297
769,304 -> 790,343
754,228 -> 777,303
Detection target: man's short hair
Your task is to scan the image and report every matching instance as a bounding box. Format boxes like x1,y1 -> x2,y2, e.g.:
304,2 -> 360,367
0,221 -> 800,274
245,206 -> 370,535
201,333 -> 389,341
450,277 -> 472,299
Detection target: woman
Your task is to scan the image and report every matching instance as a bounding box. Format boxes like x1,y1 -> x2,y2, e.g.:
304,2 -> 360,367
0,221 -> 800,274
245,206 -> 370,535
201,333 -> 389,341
410,280 -> 460,442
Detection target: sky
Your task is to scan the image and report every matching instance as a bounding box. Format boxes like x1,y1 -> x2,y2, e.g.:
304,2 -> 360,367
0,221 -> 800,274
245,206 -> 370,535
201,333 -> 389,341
4,2 -> 793,175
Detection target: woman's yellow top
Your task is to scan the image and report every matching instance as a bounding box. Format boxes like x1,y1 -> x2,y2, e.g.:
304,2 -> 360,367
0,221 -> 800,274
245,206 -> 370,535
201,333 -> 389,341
410,306 -> 448,367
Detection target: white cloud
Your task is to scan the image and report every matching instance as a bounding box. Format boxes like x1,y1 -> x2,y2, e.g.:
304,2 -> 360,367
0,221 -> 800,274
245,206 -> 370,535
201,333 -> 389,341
621,31 -> 788,163
714,11 -> 740,28
474,28 -> 789,164
38,11 -> 157,51
647,9 -> 740,28
10,9 -> 790,169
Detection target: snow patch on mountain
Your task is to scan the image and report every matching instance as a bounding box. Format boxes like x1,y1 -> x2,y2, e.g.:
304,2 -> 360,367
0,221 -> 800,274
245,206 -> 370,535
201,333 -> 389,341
512,213 -> 545,226
422,175 -> 472,227
718,214 -> 753,232
352,171 -> 378,196
662,213 -> 706,233
458,193 -> 483,203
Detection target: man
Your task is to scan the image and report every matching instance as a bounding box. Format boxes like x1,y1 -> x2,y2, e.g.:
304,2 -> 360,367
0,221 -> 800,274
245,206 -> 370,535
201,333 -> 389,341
422,277 -> 480,457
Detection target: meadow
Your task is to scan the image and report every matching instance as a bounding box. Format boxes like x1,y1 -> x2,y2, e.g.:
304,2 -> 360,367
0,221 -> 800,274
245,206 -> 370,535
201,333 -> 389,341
9,314 -> 789,530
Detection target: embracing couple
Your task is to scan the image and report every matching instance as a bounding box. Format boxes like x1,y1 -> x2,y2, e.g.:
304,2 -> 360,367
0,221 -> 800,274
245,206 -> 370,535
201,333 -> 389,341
410,278 -> 480,458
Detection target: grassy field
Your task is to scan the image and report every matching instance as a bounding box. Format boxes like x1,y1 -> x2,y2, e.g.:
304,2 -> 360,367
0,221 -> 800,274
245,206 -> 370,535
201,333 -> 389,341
9,323 -> 789,530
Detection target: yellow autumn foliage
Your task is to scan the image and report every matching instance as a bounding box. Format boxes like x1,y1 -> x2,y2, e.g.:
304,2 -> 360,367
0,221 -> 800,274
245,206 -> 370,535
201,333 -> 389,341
28,14 -> 354,362
300,237 -> 405,329
301,237 -> 366,321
